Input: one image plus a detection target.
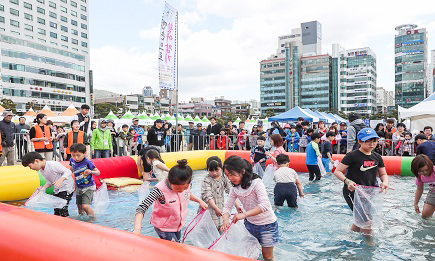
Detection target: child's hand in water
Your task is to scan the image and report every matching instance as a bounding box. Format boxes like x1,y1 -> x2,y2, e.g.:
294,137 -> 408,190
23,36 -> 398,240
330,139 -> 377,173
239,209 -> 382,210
414,203 -> 420,214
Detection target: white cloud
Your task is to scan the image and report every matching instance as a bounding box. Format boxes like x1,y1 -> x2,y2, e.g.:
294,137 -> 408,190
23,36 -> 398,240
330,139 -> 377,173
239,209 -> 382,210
93,0 -> 435,102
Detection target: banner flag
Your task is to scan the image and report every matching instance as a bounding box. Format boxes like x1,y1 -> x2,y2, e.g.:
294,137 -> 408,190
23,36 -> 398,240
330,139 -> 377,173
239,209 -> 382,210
159,3 -> 178,91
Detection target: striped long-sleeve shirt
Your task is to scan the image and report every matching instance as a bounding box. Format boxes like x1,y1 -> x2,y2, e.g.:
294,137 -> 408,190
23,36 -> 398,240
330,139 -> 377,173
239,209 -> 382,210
136,187 -> 166,214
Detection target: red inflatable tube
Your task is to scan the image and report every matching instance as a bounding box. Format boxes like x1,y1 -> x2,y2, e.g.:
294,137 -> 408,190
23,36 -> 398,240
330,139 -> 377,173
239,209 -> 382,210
60,156 -> 139,188
0,203 -> 250,261
224,151 -> 402,175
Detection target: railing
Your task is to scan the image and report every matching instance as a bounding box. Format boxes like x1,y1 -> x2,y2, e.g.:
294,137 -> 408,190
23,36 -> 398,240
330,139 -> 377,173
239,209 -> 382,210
3,133 -> 419,166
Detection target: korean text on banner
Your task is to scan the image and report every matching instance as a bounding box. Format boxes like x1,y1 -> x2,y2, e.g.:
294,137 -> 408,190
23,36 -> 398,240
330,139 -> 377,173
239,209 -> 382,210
159,3 -> 178,91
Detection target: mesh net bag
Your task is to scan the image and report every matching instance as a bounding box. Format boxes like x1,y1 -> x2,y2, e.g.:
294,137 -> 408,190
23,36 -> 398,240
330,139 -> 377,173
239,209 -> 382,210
25,189 -> 67,209
352,185 -> 384,229
182,210 -> 220,248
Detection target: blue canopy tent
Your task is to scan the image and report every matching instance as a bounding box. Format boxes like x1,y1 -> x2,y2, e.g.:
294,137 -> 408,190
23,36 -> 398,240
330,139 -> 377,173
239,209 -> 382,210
303,108 -> 328,122
316,111 -> 337,124
268,106 -> 320,122
333,114 -> 347,123
326,113 -> 344,123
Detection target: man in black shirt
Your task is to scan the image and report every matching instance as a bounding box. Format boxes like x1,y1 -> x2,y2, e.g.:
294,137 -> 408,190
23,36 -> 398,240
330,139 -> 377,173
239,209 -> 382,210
206,117 -> 222,149
147,119 -> 166,151
416,134 -> 435,164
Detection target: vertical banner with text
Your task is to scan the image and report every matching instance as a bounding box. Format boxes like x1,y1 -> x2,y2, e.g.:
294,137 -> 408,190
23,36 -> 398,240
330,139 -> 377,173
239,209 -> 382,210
159,3 -> 178,91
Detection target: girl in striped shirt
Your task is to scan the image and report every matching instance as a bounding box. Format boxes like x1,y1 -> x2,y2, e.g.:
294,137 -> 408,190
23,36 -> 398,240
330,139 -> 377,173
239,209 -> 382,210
222,156 -> 279,261
133,159 -> 208,242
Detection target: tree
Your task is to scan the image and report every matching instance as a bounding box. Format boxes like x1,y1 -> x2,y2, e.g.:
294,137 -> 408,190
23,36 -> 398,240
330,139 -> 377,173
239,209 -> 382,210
0,99 -> 17,114
137,105 -> 145,114
26,102 -> 43,111
263,108 -> 276,119
94,103 -> 122,119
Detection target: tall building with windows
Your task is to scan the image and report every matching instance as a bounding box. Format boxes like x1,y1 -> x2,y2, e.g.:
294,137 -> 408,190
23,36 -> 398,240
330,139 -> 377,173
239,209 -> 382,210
331,43 -> 345,112
300,54 -> 332,111
339,47 -> 377,115
260,57 -> 286,115
394,24 -> 427,108
0,0 -> 90,113
428,49 -> 435,96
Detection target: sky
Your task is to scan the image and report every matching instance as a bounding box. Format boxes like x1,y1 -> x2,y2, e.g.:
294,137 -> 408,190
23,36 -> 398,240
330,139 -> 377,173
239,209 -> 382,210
89,0 -> 435,103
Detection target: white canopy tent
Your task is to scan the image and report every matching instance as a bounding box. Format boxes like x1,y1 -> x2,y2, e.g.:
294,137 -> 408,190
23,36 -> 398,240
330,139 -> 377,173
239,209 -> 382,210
399,93 -> 435,131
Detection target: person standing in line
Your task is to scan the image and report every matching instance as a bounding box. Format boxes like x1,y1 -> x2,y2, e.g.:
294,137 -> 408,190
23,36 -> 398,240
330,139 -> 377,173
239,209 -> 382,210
192,123 -> 207,150
185,121 -> 195,151
423,126 -> 435,141
0,110 -> 17,165
385,119 -> 397,134
90,119 -> 112,159
15,116 -> 30,162
346,113 -> 366,153
338,122 -> 347,154
63,120 -> 87,161
147,119 -> 166,152
71,104 -> 92,136
30,114 -> 53,161
206,117 -> 222,149
131,118 -> 145,152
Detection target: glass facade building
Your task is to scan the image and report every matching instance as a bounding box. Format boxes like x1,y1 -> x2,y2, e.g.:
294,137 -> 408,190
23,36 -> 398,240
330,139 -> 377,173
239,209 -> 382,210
0,0 -> 90,113
339,48 -> 377,115
300,54 -> 331,110
260,58 -> 286,115
394,24 -> 427,108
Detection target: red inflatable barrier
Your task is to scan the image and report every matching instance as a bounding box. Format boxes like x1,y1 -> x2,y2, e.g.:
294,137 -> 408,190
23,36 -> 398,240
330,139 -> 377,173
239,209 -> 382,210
0,203 -> 250,261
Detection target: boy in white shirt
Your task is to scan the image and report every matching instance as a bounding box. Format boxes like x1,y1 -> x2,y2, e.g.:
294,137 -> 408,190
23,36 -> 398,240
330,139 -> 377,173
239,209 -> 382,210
274,154 -> 304,208
22,152 -> 75,217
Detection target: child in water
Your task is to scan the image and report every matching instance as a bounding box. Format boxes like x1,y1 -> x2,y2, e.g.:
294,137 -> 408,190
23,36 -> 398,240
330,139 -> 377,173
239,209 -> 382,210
200,156 -> 242,230
411,154 -> 435,219
145,149 -> 169,181
134,159 -> 208,242
334,128 -> 389,235
273,154 -> 304,208
222,156 -> 278,261
306,132 -> 322,181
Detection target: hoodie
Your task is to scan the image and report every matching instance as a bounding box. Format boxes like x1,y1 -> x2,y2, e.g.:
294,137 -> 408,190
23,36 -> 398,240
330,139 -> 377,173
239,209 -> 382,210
346,119 -> 366,152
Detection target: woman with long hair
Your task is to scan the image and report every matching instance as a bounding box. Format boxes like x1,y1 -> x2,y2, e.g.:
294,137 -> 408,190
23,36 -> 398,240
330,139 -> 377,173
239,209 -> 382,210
30,114 -> 54,160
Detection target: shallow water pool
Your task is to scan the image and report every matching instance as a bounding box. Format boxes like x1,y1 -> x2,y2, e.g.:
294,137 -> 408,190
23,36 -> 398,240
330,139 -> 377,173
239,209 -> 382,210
21,171 -> 435,261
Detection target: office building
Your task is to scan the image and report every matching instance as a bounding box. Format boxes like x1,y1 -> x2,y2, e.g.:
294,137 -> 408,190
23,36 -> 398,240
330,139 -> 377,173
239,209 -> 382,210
376,87 -> 394,114
214,96 -> 232,115
428,49 -> 435,96
331,43 -> 345,112
0,0 -> 90,113
394,24 -> 427,108
300,54 -> 332,110
339,47 -> 377,115
276,21 -> 322,56
260,57 -> 286,115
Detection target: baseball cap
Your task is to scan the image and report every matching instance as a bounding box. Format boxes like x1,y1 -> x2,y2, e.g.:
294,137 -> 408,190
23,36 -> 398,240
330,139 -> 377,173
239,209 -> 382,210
340,122 -> 347,126
155,119 -> 164,123
357,128 -> 380,141
132,118 -> 139,122
284,124 -> 290,128
197,123 -> 202,127
188,120 -> 194,124
2,110 -> 15,117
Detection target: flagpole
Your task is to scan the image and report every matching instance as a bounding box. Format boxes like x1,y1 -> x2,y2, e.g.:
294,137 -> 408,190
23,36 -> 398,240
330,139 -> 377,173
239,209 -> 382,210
175,10 -> 179,128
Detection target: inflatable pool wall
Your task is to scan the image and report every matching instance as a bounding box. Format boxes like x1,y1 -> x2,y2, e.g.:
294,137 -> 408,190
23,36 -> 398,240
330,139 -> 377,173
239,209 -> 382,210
0,203 -> 251,261
0,151 -> 414,201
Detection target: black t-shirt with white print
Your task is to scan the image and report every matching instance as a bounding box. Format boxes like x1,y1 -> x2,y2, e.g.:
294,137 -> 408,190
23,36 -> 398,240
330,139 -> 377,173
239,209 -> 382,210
341,149 -> 385,188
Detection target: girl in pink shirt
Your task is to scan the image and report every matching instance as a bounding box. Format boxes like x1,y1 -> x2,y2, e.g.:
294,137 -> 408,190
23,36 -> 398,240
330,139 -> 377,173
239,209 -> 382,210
222,156 -> 278,261
133,159 -> 208,242
411,155 -> 435,219
267,134 -> 286,164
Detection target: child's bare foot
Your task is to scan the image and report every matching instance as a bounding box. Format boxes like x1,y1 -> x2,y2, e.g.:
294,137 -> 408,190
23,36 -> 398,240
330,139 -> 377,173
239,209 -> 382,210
88,216 -> 96,222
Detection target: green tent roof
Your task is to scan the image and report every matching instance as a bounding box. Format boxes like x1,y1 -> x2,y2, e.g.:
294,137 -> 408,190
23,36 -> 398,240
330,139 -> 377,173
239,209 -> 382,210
151,113 -> 160,120
137,112 -> 150,120
121,111 -> 135,119
184,115 -> 193,121
193,115 -> 202,122
105,111 -> 118,120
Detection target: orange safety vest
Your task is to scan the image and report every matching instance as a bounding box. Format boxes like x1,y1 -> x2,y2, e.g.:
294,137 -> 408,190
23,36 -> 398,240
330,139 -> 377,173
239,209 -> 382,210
65,130 -> 85,154
33,125 -> 53,150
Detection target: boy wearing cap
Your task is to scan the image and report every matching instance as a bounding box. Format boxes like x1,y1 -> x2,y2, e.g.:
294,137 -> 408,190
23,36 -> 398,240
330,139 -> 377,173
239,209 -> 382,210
416,134 -> 435,164
334,128 -> 389,234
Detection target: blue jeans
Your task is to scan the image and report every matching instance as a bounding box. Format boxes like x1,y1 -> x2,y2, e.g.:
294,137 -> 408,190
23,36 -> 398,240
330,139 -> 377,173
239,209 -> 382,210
322,158 -> 331,172
154,227 -> 181,242
94,150 -> 110,159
